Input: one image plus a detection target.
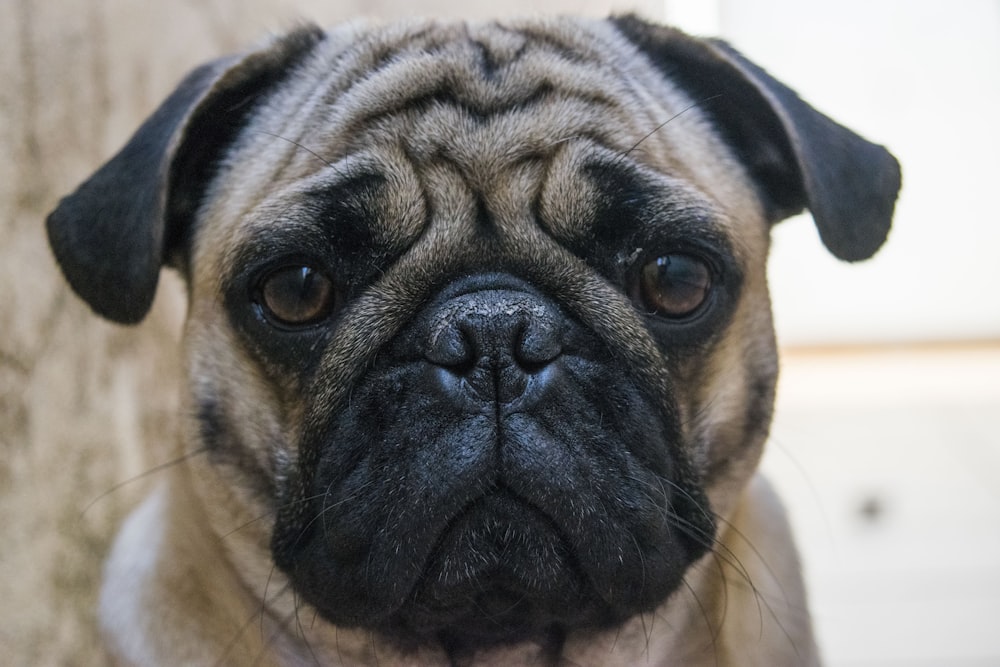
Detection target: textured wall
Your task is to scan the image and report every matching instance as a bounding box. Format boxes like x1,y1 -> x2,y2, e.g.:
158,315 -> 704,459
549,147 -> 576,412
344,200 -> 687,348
0,1 -> 661,663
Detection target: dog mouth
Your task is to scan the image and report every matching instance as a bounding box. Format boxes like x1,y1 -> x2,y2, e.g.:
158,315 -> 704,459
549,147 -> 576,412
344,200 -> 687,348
381,485 -> 610,646
277,425 -> 711,651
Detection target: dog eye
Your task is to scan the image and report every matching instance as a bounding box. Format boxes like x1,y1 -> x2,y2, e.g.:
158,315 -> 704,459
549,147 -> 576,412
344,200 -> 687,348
637,254 -> 712,318
256,266 -> 338,326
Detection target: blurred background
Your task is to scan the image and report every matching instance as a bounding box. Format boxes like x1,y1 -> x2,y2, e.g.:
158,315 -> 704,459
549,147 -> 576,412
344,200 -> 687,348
1,0 -> 996,664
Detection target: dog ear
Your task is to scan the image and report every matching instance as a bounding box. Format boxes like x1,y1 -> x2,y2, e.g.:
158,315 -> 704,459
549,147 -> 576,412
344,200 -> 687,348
46,25 -> 325,324
611,15 -> 901,262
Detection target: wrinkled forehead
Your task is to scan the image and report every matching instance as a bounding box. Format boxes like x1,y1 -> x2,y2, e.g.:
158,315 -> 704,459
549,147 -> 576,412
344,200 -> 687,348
320,19 -> 668,175
197,18 -> 757,274
231,18 -> 731,192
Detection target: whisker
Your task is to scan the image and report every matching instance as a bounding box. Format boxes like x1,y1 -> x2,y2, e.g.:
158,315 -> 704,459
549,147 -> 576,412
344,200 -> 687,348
626,468 -> 807,655
254,130 -> 338,170
292,589 -> 323,666
678,574 -> 721,667
615,94 -> 724,162
707,513 -> 808,654
260,564 -> 280,647
218,491 -> 330,540
212,578 -> 293,667
80,447 -> 210,516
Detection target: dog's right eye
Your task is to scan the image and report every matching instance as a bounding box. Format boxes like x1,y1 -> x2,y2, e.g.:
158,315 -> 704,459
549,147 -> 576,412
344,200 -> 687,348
636,253 -> 712,319
255,266 -> 339,327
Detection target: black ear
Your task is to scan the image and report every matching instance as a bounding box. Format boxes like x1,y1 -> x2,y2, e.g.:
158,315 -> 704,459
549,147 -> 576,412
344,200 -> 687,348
45,25 -> 324,324
611,15 -> 901,262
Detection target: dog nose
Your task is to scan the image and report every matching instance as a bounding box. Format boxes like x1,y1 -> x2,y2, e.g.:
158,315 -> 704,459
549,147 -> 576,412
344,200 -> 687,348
425,290 -> 563,405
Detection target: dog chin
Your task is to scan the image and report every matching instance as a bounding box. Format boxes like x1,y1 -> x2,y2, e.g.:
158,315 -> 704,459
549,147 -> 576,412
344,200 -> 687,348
284,485 -> 702,655
372,488 -> 621,647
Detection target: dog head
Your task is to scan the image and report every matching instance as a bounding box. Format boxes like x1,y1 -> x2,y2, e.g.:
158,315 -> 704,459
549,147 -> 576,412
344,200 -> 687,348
47,15 -> 899,655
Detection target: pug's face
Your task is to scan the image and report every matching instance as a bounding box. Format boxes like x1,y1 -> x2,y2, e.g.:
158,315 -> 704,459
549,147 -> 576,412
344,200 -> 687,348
46,15 -> 898,656
182,21 -> 774,650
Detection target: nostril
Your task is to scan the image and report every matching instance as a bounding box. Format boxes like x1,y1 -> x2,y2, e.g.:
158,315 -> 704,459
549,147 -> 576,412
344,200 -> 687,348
516,318 -> 563,371
422,287 -> 567,405
426,321 -> 475,370
428,316 -> 562,375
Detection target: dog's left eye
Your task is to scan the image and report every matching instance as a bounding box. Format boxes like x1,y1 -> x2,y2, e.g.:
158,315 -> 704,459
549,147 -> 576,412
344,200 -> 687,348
255,266 -> 338,327
637,254 -> 712,318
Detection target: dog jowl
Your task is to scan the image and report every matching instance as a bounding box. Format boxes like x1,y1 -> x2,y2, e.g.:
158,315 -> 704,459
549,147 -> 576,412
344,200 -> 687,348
46,15 -> 899,667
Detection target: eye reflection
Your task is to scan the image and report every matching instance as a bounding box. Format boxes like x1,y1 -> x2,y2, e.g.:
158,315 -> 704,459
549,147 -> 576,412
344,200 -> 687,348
257,266 -> 337,326
638,254 -> 711,318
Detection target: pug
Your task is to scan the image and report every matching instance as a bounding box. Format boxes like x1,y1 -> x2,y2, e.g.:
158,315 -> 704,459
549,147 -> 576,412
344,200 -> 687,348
46,14 -> 900,667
